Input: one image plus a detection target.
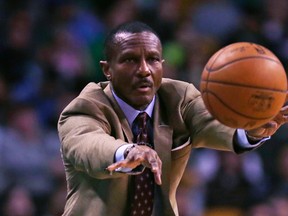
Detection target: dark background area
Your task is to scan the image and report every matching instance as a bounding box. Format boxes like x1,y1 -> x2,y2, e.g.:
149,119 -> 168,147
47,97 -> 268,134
0,0 -> 288,215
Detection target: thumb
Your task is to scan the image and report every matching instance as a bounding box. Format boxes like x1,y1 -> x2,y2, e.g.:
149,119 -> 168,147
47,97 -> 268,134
261,121 -> 278,129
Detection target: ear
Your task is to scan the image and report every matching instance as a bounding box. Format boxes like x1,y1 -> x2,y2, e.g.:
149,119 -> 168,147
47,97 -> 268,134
100,60 -> 112,81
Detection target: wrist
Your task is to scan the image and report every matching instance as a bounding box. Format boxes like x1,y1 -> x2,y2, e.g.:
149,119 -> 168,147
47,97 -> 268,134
124,144 -> 136,158
245,131 -> 263,142
137,142 -> 153,148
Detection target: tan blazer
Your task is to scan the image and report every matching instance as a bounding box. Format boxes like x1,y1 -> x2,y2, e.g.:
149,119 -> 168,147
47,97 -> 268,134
58,78 -> 236,216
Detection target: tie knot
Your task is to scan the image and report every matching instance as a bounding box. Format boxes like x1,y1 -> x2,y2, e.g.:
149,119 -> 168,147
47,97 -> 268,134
132,112 -> 150,144
133,112 -> 148,133
135,112 -> 148,124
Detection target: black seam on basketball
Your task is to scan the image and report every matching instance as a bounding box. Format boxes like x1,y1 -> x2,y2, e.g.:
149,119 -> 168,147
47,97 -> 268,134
202,90 -> 276,120
201,80 -> 287,93
206,56 -> 280,72
209,47 -> 227,70
206,49 -> 226,93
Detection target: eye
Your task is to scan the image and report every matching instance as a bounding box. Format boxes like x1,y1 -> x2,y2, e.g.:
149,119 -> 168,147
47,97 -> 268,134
121,57 -> 137,64
125,58 -> 136,63
148,56 -> 161,63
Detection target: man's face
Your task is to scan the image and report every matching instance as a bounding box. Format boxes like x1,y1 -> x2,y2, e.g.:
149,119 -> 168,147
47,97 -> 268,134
101,32 -> 164,110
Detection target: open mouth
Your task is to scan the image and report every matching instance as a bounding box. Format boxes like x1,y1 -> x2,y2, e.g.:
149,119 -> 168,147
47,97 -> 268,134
136,82 -> 152,92
139,83 -> 151,88
134,80 -> 153,91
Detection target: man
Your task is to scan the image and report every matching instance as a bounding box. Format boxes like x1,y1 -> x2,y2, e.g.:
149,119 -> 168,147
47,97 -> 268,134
58,21 -> 288,216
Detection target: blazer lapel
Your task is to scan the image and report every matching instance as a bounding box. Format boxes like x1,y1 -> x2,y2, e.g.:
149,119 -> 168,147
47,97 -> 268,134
103,84 -> 134,143
153,95 -> 173,163
152,96 -> 174,212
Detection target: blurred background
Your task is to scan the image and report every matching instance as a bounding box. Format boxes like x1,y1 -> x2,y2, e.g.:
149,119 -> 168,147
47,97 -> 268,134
0,0 -> 287,215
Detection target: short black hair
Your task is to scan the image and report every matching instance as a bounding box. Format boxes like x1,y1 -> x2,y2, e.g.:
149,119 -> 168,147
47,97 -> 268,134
103,21 -> 160,61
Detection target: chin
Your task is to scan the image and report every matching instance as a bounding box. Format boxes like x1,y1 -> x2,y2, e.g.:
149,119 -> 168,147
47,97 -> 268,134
133,96 -> 153,110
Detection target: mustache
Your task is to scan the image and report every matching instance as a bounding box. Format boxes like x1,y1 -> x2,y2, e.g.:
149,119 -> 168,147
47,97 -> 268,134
133,78 -> 153,88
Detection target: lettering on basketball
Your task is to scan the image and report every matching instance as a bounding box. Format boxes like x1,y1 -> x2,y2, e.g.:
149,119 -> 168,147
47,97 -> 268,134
230,46 -> 246,54
230,43 -> 267,55
248,92 -> 274,112
252,44 -> 266,54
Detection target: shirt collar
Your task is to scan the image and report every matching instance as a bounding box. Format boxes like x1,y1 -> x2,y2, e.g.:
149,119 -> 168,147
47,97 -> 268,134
112,90 -> 155,127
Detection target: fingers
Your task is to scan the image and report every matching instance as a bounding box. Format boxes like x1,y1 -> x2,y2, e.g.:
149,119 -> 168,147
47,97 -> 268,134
106,162 -> 121,172
280,105 -> 288,115
246,103 -> 288,139
149,158 -> 162,185
273,105 -> 288,125
106,145 -> 162,185
106,160 -> 133,172
130,146 -> 162,185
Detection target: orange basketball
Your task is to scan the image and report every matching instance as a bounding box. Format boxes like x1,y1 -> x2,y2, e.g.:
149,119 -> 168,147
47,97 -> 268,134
200,42 -> 287,130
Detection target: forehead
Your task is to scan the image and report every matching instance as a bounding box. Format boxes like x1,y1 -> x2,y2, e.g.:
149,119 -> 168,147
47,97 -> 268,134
114,32 -> 162,53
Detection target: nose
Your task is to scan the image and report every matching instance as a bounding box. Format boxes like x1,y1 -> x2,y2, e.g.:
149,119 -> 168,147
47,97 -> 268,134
137,59 -> 151,76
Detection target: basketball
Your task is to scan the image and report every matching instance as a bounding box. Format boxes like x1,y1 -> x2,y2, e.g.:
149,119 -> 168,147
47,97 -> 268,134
200,42 -> 287,130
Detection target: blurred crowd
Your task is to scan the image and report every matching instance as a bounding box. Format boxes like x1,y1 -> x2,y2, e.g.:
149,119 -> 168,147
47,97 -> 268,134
0,0 -> 287,215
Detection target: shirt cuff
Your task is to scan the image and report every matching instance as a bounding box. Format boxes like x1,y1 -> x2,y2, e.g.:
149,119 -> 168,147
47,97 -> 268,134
115,144 -> 134,172
234,129 -> 270,153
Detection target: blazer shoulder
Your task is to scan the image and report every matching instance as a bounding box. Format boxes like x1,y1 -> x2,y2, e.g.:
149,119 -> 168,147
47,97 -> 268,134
79,82 -> 109,99
159,78 -> 200,99
60,81 -> 113,117
161,78 -> 190,88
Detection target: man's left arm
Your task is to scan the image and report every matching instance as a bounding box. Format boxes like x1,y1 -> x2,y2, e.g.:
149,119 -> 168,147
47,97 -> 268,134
233,129 -> 270,154
234,104 -> 288,153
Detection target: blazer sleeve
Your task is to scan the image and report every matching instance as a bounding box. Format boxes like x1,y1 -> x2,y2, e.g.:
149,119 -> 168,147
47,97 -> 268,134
58,95 -> 128,179
182,83 -> 237,152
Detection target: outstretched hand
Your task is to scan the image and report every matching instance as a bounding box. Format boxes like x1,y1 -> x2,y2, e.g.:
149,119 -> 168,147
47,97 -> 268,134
106,145 -> 162,185
246,103 -> 288,138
